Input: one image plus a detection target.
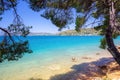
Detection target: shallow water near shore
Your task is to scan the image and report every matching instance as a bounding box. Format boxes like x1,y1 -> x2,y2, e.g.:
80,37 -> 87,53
0,36 -> 119,80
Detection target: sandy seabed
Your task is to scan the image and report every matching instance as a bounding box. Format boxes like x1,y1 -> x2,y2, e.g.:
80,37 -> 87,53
0,50 -> 113,80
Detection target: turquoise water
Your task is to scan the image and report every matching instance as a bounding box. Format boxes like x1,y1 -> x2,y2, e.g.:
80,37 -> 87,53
0,36 -> 119,80
26,36 -> 103,63
29,36 -> 102,52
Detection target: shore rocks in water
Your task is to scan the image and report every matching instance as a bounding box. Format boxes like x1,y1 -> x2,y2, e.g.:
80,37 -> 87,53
81,57 -> 92,59
72,57 -> 79,62
96,53 -> 100,55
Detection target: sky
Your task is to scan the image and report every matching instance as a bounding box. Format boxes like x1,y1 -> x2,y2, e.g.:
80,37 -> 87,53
0,1 -> 76,34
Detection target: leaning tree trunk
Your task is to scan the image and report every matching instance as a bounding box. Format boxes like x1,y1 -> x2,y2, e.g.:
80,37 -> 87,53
105,0 -> 120,65
105,27 -> 120,65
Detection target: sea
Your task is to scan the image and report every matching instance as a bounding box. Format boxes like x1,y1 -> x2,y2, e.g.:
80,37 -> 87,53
0,36 -> 119,80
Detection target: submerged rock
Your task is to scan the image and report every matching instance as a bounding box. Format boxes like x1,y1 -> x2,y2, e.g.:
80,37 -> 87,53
72,57 -> 78,62
96,53 -> 100,55
82,57 -> 92,59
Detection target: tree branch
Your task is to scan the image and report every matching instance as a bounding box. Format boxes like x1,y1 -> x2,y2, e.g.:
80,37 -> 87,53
0,27 -> 15,44
84,20 -> 102,27
9,0 -> 21,24
1,0 -> 4,10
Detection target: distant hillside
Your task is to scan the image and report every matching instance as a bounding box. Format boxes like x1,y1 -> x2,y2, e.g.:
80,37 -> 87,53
29,28 -> 100,36
58,28 -> 100,36
29,32 -> 55,36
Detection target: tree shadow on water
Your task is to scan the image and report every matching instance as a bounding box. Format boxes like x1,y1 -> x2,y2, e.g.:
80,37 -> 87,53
50,57 -> 115,80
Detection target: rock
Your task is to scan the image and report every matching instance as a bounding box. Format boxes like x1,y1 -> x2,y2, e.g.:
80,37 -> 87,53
82,57 -> 92,59
72,57 -> 78,62
96,53 -> 100,55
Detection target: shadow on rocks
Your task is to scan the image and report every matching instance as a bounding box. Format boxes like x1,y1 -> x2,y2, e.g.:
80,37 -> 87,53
50,57 -> 119,80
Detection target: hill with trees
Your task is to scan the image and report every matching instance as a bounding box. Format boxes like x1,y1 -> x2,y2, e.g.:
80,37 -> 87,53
58,28 -> 100,36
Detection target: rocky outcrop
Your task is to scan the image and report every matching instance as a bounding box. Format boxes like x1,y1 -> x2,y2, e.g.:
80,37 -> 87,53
58,28 -> 100,36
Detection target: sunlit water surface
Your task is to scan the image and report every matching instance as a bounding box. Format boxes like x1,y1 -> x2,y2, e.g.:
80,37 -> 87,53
0,36 -> 119,80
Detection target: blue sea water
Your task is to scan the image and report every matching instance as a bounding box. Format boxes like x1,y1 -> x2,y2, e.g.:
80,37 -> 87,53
0,36 -> 119,80
25,36 -> 103,63
29,36 -> 102,52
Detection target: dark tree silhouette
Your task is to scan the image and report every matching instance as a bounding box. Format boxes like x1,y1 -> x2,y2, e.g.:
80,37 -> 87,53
0,0 -> 32,62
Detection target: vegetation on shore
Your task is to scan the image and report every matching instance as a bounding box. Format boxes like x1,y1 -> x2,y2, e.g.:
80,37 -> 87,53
58,28 -> 100,36
29,28 -> 100,36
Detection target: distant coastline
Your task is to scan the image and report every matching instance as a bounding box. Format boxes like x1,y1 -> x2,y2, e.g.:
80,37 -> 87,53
0,28 -> 100,36
29,28 -> 100,36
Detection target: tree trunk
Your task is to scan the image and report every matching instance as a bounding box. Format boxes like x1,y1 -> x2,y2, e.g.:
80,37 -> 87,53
105,0 -> 120,65
105,27 -> 120,65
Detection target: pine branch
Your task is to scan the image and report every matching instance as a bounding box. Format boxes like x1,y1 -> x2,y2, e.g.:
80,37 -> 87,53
0,27 -> 15,45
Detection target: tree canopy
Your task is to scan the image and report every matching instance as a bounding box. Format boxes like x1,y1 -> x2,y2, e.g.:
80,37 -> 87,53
0,0 -> 32,62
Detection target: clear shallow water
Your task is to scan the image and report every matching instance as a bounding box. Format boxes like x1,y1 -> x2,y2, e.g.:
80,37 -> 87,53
0,36 -> 119,80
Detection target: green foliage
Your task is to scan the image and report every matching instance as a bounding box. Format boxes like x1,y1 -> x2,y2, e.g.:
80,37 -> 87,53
0,0 -> 32,62
92,12 -> 100,19
99,25 -> 107,35
100,37 -> 107,49
94,16 -> 111,49
59,28 -> 99,35
29,0 -> 75,30
0,0 -> 17,12
75,17 -> 85,31
0,40 -> 32,62
0,17 -> 2,21
29,0 -> 46,12
94,25 -> 102,31
41,8 -> 73,30
112,32 -> 119,39
8,24 -> 32,37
